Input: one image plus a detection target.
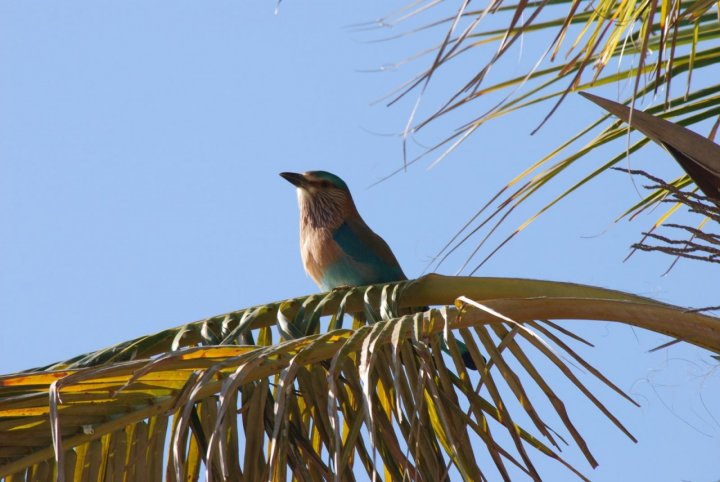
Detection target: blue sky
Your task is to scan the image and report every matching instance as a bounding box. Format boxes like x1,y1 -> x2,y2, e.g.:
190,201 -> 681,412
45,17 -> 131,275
1,2 -> 718,480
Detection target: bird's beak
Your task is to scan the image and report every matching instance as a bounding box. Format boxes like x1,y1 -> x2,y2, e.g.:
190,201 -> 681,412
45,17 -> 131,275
280,172 -> 308,188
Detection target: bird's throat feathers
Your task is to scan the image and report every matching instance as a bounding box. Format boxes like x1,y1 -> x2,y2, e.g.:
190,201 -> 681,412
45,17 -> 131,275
297,187 -> 355,230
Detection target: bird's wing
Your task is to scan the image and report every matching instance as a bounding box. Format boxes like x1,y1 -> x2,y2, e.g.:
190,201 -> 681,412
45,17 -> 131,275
332,218 -> 406,282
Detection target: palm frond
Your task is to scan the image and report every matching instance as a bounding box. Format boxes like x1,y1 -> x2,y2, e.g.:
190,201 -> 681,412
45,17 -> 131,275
372,0 -> 720,268
2,276 -> 719,481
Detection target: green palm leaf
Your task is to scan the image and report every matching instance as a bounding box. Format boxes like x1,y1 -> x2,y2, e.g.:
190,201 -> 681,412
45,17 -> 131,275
372,0 -> 720,267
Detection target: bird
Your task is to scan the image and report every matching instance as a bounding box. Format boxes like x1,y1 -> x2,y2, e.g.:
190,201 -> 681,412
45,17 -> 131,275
280,170 -> 477,370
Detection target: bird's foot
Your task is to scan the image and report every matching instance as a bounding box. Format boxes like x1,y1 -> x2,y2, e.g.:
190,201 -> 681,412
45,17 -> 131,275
331,285 -> 353,292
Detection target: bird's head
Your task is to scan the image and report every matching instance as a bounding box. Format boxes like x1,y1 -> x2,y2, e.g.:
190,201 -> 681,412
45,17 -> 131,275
280,171 -> 355,228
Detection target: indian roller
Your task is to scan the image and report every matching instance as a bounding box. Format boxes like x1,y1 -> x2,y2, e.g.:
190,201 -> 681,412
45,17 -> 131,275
280,170 -> 477,370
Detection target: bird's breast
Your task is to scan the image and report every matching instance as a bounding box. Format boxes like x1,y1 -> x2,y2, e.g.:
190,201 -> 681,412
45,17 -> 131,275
300,226 -> 342,288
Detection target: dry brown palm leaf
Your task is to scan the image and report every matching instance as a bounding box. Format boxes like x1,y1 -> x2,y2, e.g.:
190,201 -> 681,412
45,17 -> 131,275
580,91 -> 720,205
579,92 -> 720,271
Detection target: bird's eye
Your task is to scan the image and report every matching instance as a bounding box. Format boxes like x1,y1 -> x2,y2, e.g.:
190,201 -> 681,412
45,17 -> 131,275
320,181 -> 331,188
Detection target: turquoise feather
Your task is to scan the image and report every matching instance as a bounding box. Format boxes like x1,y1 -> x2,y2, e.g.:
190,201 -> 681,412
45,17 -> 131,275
322,221 -> 406,289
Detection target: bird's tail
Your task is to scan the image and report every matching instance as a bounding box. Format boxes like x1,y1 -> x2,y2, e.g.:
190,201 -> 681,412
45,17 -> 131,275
441,339 -> 478,371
